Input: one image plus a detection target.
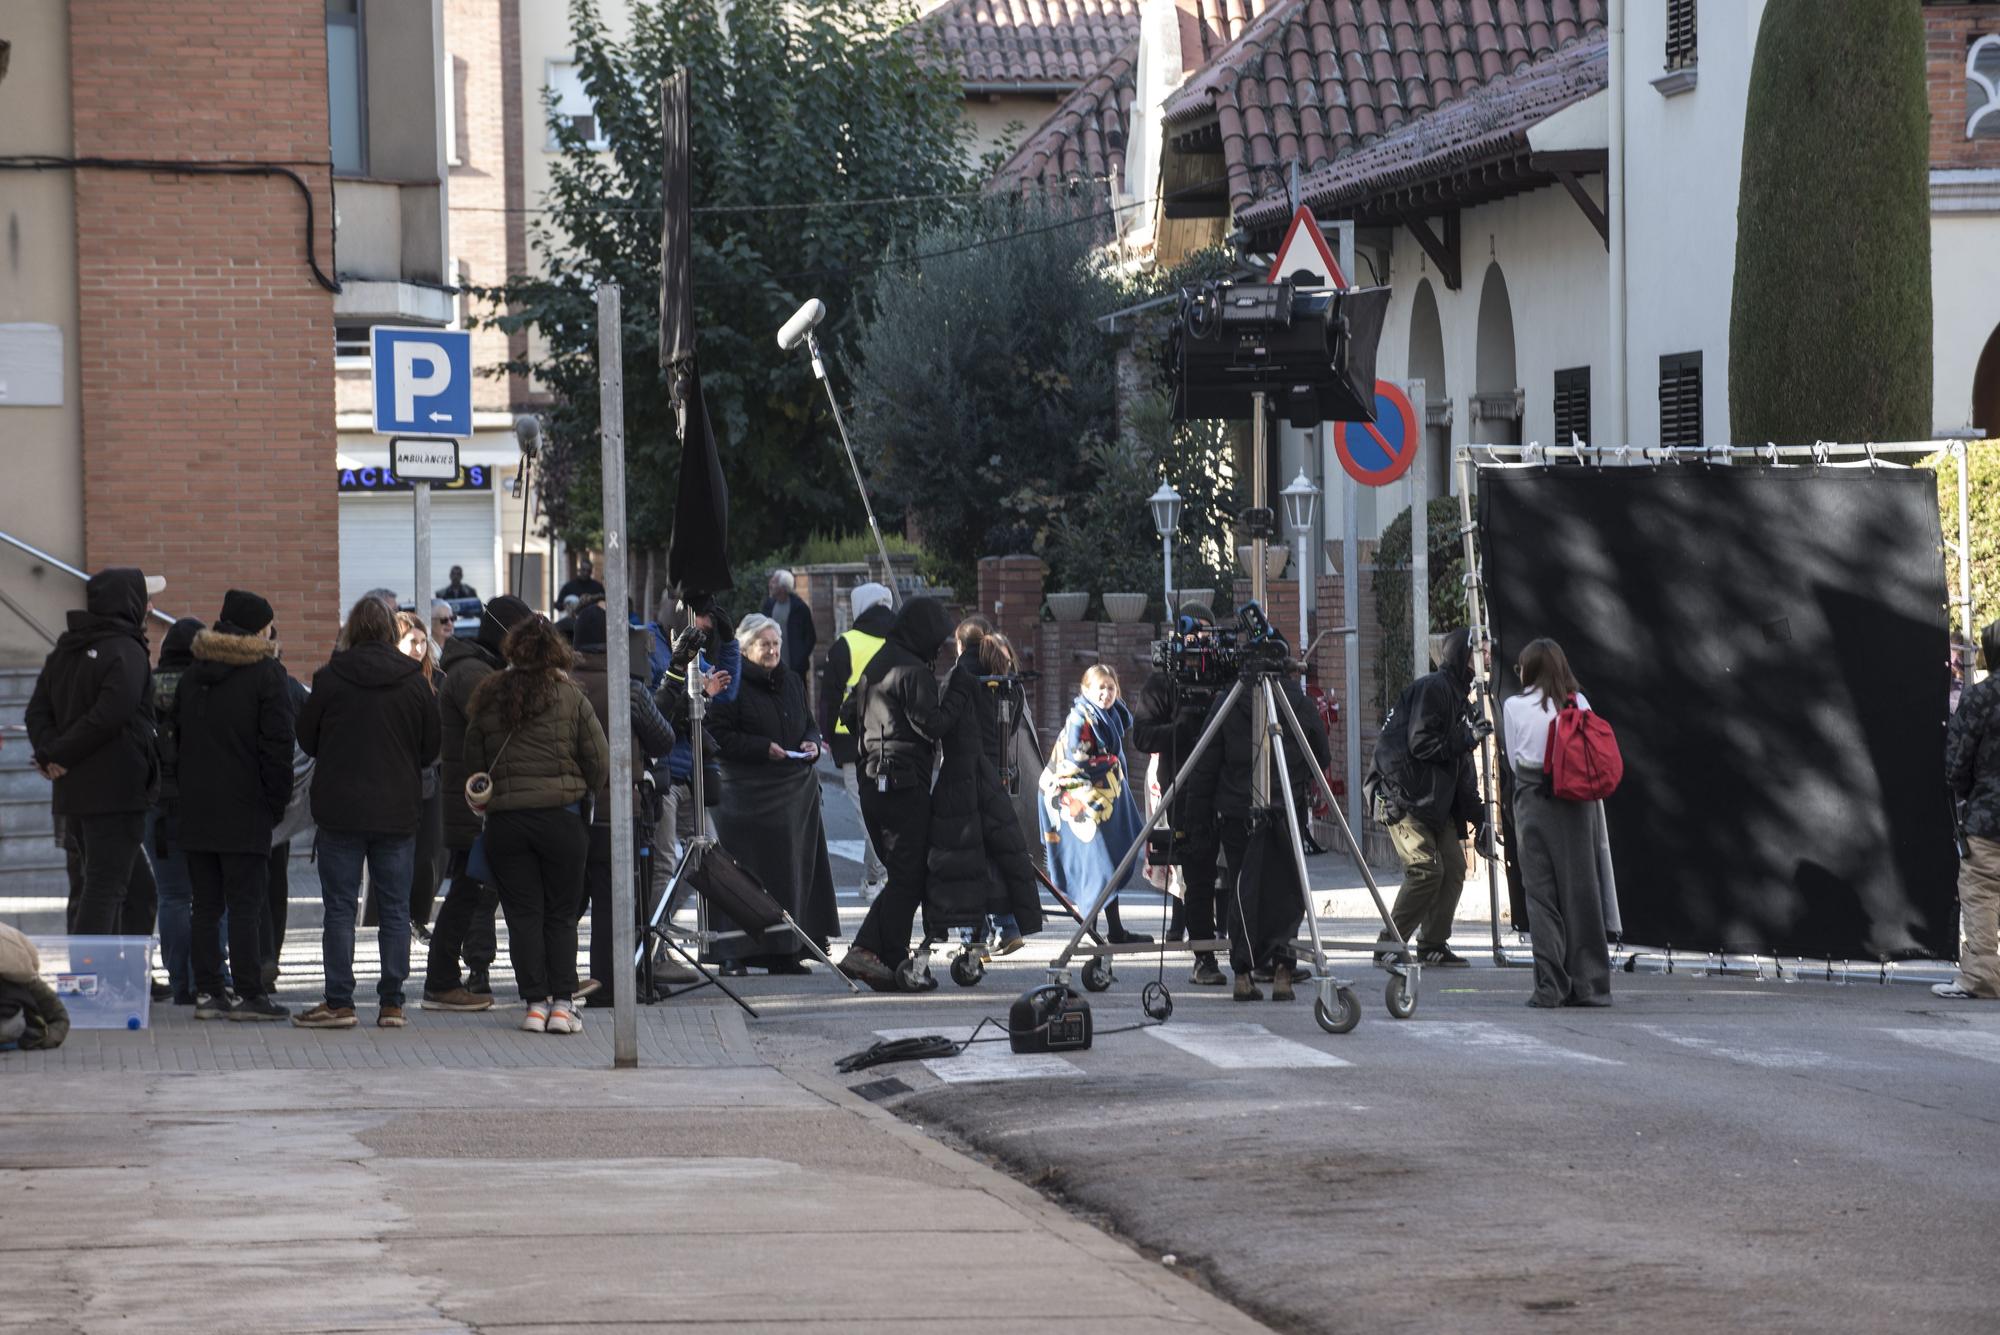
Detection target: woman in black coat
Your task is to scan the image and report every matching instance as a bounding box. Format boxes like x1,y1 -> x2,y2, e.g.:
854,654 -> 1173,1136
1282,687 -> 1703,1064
705,614 -> 838,974
926,625 -> 1044,952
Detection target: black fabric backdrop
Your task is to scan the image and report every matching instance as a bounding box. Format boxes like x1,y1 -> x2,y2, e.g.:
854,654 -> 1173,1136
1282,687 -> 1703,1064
1480,466 -> 1956,961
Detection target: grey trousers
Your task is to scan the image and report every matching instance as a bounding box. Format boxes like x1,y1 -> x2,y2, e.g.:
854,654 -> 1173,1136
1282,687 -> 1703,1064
1514,766 -> 1612,1006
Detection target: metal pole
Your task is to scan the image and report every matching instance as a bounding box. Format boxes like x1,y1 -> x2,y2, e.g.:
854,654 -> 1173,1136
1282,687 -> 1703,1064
598,283 -> 638,1070
1162,532 -> 1174,615
1410,378 -> 1429,680
805,329 -> 898,604
1250,391 -> 1271,807
1342,444 -> 1361,827
413,481 -> 432,615
1296,528 -> 1310,689
1958,443 -> 1975,661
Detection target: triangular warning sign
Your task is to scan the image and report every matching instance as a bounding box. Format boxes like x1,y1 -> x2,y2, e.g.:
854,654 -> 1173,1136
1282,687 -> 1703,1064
1266,205 -> 1347,288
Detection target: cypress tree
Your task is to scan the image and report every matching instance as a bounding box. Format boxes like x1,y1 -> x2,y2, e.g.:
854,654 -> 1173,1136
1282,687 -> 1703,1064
1729,0 -> 1933,445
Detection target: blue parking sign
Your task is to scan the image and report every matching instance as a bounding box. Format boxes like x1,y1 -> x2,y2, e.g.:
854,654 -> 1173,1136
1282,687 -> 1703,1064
370,326 -> 472,438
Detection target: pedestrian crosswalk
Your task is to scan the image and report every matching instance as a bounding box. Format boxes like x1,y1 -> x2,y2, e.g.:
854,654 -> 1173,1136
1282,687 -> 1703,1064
1881,1026 -> 2000,1066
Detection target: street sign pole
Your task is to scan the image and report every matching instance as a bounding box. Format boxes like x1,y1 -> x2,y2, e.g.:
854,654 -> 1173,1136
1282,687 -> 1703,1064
413,481 -> 431,613
1410,379 -> 1429,678
1343,467 -> 1360,826
598,284 -> 638,1070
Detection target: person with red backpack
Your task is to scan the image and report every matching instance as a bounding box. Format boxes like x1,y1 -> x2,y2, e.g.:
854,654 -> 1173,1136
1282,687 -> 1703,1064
1503,638 -> 1614,1007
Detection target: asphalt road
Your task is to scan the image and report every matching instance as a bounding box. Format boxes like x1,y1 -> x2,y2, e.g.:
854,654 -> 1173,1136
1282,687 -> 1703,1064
732,769 -> 2000,1334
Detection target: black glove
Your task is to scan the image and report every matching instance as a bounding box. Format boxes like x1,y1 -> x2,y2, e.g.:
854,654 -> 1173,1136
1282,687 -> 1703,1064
668,624 -> 706,674
1475,820 -> 1500,861
706,605 -> 736,645
1463,716 -> 1494,748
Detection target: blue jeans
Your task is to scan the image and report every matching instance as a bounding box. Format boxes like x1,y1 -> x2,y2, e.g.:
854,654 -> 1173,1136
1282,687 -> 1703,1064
959,913 -> 1021,946
316,829 -> 415,1010
148,810 -> 226,1002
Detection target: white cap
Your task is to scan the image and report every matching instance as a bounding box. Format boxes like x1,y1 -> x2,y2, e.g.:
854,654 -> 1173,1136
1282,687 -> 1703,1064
144,575 -> 167,596
850,582 -> 891,617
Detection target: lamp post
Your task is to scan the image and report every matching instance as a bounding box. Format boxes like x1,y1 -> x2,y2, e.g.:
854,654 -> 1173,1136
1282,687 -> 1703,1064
1149,481 -> 1182,616
1281,470 -> 1321,687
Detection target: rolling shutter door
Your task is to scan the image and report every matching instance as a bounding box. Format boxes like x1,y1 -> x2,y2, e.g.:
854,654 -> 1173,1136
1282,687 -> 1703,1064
339,494 -> 495,610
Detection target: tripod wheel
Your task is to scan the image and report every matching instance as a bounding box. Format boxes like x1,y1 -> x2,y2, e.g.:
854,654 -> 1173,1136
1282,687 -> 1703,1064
1385,972 -> 1417,1019
1315,986 -> 1361,1034
895,957 -> 939,993
950,952 -> 985,987
1081,955 -> 1114,993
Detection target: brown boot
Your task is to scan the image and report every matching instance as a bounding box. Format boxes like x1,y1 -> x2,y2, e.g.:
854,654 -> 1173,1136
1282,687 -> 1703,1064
1270,962 -> 1295,1002
1233,972 -> 1263,1002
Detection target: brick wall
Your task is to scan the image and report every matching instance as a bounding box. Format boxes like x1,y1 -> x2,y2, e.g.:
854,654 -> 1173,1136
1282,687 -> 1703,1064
1926,5 -> 2000,170
68,0 -> 338,655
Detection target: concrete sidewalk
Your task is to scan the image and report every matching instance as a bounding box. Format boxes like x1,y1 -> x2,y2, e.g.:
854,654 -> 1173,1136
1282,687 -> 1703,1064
0,998 -> 1269,1334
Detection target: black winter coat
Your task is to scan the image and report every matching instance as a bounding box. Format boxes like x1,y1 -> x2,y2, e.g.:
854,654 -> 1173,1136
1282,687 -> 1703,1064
1128,669 -> 1213,837
1372,629 -> 1481,831
173,629 -> 297,855
25,568 -> 158,816
821,602 -> 897,766
926,670 -> 1045,933
762,594 -> 819,678
841,598 -> 974,788
710,660 -> 820,764
1947,621 -> 2000,840
297,641 -> 441,836
438,633 -> 505,849
574,650 -> 677,827
1183,676 -> 1331,824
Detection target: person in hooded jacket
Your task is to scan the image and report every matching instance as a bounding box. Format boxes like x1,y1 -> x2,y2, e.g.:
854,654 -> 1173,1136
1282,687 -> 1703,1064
464,616 -> 610,1035
836,596 -> 977,990
705,613 -> 839,975
572,605 -> 676,1005
927,625 -> 1043,954
421,594 -> 533,1010
26,567 -> 163,936
294,596 -> 442,1030
147,617 -> 210,1004
1368,627 -> 1490,969
1941,618 -> 2000,1001
822,582 -> 895,901
174,590 -> 297,1022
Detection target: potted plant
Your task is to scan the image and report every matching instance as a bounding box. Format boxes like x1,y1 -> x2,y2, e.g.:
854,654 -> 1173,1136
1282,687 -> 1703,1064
1236,543 -> 1291,581
1101,592 -> 1149,623
1045,592 -> 1089,622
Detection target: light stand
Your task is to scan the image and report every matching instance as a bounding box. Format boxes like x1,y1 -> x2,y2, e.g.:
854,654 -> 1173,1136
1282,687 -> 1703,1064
799,328 -> 899,604
1281,470 -> 1320,690
1150,481 -> 1181,615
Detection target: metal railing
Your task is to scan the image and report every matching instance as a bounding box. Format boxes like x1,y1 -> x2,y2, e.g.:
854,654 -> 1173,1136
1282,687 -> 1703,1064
0,529 -> 177,645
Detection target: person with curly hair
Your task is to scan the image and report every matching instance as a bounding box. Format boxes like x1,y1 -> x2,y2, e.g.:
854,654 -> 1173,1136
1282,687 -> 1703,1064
463,617 -> 609,1034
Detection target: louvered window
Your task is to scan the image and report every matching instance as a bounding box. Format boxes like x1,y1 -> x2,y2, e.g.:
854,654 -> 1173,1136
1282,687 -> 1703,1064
1666,0 -> 1698,72
1659,353 -> 1704,449
1554,367 -> 1591,448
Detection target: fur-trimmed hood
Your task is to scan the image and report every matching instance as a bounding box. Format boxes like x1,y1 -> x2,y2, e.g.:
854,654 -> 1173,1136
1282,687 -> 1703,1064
192,628 -> 279,667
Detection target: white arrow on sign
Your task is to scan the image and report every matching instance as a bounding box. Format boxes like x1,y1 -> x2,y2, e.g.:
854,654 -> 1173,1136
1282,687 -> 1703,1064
428,412 -> 451,422
392,340 -> 452,423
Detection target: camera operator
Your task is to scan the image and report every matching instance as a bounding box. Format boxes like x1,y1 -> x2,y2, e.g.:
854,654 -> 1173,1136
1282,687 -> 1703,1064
1182,630 -> 1331,1002
1131,604 -> 1228,986
1367,627 -> 1488,968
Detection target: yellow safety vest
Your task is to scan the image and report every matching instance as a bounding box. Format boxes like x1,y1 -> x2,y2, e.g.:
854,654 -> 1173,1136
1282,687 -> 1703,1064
832,628 -> 887,735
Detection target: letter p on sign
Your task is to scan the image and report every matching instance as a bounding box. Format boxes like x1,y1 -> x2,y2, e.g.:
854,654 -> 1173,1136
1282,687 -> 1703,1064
393,341 -> 450,422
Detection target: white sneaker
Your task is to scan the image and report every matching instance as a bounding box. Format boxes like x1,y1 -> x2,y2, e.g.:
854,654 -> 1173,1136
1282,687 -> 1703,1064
548,1001 -> 581,1034
1932,981 -> 1980,999
521,1001 -> 550,1033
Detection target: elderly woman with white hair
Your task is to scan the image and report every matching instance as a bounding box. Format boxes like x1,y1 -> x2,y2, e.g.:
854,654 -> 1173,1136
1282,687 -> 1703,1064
704,612 -> 839,974
762,568 -> 818,677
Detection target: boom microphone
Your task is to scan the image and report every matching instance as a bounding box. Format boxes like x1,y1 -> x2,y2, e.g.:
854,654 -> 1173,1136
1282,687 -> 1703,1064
776,298 -> 826,351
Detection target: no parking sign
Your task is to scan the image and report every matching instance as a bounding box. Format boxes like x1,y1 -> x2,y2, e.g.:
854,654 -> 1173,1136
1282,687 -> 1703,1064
1333,382 -> 1419,486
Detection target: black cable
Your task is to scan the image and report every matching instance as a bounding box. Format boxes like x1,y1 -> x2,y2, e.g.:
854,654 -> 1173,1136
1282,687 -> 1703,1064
0,155 -> 341,294
833,1006 -> 1166,1073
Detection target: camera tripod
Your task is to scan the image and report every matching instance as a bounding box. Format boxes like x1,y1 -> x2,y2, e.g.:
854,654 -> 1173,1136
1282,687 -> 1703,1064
1044,662 -> 1419,1032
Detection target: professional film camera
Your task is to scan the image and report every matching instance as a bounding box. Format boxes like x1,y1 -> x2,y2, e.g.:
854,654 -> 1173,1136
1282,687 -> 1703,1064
1149,602 -> 1291,704
1164,278 -> 1390,428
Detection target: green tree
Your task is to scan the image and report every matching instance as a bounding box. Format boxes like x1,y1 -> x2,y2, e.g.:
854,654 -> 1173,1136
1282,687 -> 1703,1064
1373,497 -> 1469,712
1926,440 -> 2000,635
482,0 -> 976,557
1729,0 -> 1932,445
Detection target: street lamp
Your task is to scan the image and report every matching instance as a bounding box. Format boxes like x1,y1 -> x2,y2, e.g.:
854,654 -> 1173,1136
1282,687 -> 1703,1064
1149,481 -> 1182,615
1281,470 -> 1321,684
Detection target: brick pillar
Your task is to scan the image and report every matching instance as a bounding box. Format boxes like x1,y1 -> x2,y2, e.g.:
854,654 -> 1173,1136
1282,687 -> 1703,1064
977,555 -> 1048,662
69,0 -> 339,655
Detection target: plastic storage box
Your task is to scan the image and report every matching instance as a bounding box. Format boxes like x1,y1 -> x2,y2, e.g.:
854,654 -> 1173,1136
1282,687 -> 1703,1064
30,936 -> 153,1030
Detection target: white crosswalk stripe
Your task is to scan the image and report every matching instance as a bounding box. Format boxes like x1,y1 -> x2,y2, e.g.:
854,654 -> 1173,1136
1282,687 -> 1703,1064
1403,1020 -> 1622,1065
1146,1021 -> 1352,1069
1882,1027 -> 2000,1066
1635,1024 -> 1837,1070
874,1026 -> 1085,1083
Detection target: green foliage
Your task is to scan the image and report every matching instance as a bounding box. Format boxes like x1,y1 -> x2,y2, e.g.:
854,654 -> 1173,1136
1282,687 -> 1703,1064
478,0 -> 976,555
1729,0 -> 1932,445
1044,434 -> 1173,607
1373,497 -> 1469,712
846,199 -> 1126,592
1924,441 -> 2000,635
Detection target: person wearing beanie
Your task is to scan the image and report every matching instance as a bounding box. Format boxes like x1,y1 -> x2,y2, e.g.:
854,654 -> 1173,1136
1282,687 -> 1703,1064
420,593 -> 533,1010
26,567 -> 163,938
821,582 -> 895,901
173,590 -> 296,1020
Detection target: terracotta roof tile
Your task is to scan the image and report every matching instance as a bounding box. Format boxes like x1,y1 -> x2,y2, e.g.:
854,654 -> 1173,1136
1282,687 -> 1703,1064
923,0 -> 1145,89
986,42 -> 1137,194
1164,0 -> 1604,214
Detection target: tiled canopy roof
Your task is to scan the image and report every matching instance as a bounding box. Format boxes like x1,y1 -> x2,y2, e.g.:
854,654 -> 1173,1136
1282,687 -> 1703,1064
987,43 -> 1138,195
1163,0 -> 1606,215
922,0 -> 1145,89
1234,35 -> 1606,240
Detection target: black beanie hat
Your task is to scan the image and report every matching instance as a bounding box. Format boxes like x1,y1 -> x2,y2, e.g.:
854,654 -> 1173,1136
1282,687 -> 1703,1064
216,589 -> 275,636
573,603 -> 609,652
477,595 -> 534,650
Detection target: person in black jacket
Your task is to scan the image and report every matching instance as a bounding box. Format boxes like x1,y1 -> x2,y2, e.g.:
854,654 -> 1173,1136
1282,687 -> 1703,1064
174,590 -> 296,1021
1129,605 -> 1229,986
837,596 -> 975,989
148,617 -> 209,1004
294,596 -> 442,1030
1941,619 -> 2000,1000
1368,628 -> 1489,968
26,567 -> 162,936
1183,651 -> 1331,1001
761,568 -> 818,678
821,582 -> 895,900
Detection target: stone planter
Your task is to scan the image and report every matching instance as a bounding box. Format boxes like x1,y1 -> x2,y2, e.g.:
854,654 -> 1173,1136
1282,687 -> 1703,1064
1044,591 -> 1089,622
1101,592 -> 1149,624
1236,544 -> 1291,580
1172,587 -> 1216,617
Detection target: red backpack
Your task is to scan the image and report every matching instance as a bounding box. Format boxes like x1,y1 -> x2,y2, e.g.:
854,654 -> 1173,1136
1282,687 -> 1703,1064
1544,696 -> 1623,802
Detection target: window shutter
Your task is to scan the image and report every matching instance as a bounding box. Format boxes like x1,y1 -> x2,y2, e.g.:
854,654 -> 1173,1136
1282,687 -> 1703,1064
1666,0 -> 1698,72
1554,367 -> 1592,448
1658,353 -> 1704,448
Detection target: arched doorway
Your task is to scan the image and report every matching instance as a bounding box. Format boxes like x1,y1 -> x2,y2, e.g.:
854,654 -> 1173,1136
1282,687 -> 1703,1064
1975,323 -> 2000,438
1473,262 -> 1521,447
1408,279 -> 1449,496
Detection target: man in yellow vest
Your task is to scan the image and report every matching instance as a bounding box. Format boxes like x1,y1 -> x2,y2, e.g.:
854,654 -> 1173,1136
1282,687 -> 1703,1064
822,582 -> 896,902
